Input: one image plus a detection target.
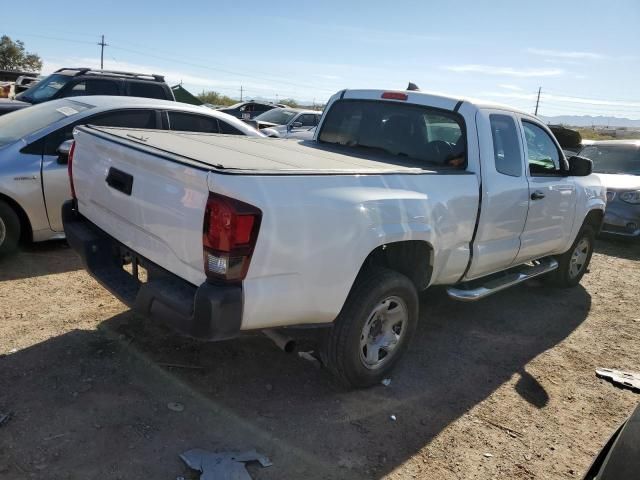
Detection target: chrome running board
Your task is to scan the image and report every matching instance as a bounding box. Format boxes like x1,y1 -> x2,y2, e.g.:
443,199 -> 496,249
446,257 -> 558,302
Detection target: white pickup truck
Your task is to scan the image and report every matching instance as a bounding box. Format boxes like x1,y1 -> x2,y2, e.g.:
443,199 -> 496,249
63,89 -> 606,388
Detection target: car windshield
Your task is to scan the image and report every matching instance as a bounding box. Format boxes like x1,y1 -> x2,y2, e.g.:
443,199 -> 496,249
579,145 -> 640,175
16,74 -> 72,103
0,99 -> 91,148
318,99 -> 466,167
254,108 -> 298,125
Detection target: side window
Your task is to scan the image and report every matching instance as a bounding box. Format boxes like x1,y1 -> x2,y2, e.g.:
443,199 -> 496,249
66,79 -> 119,97
298,114 -> 317,127
67,82 -> 86,97
43,110 -> 156,155
90,110 -> 156,129
522,121 -> 561,175
168,112 -> 220,133
490,114 -> 522,177
218,120 -> 243,135
253,104 -> 271,113
129,82 -> 168,100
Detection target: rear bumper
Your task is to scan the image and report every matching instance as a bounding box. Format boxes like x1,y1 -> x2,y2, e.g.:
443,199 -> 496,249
62,201 -> 243,341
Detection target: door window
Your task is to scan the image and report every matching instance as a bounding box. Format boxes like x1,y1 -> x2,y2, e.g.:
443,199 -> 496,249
490,114 -> 522,177
43,109 -> 156,155
298,114 -> 319,127
218,120 -> 243,135
522,121 -> 561,175
129,82 -> 168,100
168,112 -> 220,133
66,79 -> 120,97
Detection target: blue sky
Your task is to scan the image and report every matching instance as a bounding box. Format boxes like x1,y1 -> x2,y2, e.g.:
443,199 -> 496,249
2,0 -> 639,117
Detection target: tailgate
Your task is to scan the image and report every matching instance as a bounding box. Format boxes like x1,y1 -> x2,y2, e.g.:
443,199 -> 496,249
72,127 -> 210,286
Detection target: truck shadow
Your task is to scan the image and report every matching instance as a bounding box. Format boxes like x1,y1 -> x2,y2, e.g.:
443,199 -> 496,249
595,238 -> 640,261
0,240 -> 80,282
0,283 -> 590,479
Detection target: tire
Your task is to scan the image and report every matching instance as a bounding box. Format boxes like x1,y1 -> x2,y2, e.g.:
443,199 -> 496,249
547,225 -> 595,288
0,200 -> 21,256
324,267 -> 419,388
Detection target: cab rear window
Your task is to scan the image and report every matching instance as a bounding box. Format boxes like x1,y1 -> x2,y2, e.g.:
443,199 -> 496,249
318,99 -> 466,167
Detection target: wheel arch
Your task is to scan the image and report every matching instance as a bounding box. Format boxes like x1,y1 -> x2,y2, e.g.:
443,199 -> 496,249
354,240 -> 435,292
0,192 -> 33,243
582,208 -> 604,233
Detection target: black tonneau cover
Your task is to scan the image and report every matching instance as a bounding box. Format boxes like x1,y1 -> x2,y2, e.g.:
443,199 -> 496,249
78,125 -> 461,175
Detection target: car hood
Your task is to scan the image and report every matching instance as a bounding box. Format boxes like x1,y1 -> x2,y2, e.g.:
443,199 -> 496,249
0,98 -> 31,112
595,173 -> 640,190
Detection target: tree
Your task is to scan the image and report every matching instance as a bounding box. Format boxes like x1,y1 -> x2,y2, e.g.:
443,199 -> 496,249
196,90 -> 237,107
0,35 -> 42,72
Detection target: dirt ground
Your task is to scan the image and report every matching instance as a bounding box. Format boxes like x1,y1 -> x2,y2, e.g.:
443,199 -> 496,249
0,239 -> 638,480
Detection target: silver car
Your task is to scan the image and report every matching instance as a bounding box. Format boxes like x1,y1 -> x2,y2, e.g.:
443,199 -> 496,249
578,140 -> 640,239
0,96 -> 263,254
251,108 -> 322,138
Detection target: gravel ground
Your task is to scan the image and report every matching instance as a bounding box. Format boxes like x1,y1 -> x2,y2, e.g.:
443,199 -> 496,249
0,239 -> 638,479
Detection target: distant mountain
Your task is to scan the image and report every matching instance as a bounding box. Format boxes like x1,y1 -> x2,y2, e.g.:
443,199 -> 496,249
539,115 -> 640,128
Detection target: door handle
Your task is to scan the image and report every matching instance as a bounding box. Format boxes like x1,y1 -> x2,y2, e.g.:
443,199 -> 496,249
531,190 -> 546,200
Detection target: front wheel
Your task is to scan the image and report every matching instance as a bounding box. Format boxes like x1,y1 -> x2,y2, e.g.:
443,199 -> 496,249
324,267 -> 418,388
0,200 -> 21,256
548,225 -> 595,288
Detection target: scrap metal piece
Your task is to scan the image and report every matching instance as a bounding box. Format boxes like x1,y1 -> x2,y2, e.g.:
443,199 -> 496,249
180,448 -> 272,480
596,368 -> 640,392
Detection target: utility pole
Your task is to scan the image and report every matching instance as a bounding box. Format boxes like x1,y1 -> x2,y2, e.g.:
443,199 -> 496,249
98,35 -> 108,69
240,85 -> 243,102
534,87 -> 541,116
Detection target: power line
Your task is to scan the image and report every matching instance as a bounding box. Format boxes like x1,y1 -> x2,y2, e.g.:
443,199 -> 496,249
107,43 -> 337,94
543,89 -> 640,104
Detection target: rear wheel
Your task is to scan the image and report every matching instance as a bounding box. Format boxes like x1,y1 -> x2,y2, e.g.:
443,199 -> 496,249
0,201 -> 20,256
324,267 -> 418,388
548,225 -> 595,288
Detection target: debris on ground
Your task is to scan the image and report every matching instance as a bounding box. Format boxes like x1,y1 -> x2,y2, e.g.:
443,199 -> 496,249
596,368 -> 640,392
381,378 -> 392,387
483,453 -> 493,458
167,402 -> 185,412
0,412 -> 11,427
180,448 -> 272,480
390,414 -> 397,421
297,351 -> 321,368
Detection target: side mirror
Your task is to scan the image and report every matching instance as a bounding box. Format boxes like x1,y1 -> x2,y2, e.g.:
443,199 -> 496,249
290,121 -> 303,129
56,139 -> 74,165
568,155 -> 592,177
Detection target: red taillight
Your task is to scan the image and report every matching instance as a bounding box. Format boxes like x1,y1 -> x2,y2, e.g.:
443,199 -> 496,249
203,193 -> 261,282
381,92 -> 408,101
67,140 -> 77,199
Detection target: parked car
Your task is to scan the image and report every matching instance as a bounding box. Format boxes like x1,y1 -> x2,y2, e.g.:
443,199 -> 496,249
0,96 -> 263,255
13,75 -> 40,94
63,88 -> 604,388
0,68 -> 175,117
249,107 -> 322,138
578,139 -> 640,239
216,101 -> 280,120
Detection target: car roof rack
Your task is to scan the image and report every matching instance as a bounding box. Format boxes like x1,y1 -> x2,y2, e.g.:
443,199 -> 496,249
54,67 -> 165,82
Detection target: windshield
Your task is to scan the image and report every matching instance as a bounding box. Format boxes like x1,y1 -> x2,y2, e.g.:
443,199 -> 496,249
580,145 -> 640,175
254,108 -> 298,125
16,74 -> 72,103
318,99 -> 466,167
0,99 -> 91,148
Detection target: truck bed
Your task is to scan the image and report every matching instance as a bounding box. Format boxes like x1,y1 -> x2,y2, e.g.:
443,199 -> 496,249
81,125 -> 453,175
